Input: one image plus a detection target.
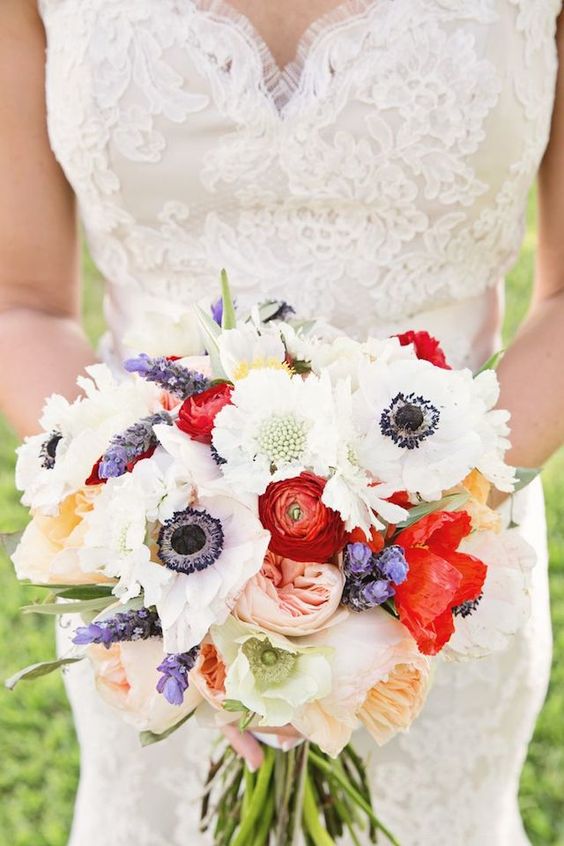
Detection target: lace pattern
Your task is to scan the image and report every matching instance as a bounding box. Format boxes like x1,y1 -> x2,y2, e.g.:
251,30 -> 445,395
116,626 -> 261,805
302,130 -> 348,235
39,0 -> 559,332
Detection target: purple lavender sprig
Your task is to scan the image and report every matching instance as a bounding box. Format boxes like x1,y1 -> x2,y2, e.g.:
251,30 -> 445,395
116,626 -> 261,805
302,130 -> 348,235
73,607 -> 162,649
156,648 -> 200,706
342,544 -> 409,612
124,354 -> 210,400
98,411 -> 172,480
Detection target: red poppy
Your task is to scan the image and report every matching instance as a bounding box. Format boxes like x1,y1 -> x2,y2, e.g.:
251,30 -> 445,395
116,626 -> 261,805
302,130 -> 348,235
393,510 -> 487,655
85,445 -> 157,486
395,330 -> 451,369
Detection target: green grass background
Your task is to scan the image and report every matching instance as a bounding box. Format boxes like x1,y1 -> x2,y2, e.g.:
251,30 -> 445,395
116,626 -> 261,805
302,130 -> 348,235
0,202 -> 562,844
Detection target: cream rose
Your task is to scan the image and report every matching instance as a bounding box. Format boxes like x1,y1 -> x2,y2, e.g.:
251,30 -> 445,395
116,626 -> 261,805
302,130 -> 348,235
235,551 -> 346,637
89,638 -> 202,735
294,609 -> 431,757
12,489 -> 110,585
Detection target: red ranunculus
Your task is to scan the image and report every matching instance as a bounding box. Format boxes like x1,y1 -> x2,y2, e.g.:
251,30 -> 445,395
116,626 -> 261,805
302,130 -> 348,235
85,445 -> 157,486
395,330 -> 451,369
259,473 -> 346,564
393,510 -> 487,655
177,382 -> 233,444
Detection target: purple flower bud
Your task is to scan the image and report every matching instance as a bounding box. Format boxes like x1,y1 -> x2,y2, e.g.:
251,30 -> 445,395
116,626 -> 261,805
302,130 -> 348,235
374,545 -> 409,585
156,648 -> 200,706
361,579 -> 396,607
211,298 -> 224,326
343,542 -> 374,578
343,577 -> 395,612
123,353 -> 152,375
99,445 -> 129,479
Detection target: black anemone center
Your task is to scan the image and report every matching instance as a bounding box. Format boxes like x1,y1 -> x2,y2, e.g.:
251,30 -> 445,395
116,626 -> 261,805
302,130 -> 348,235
46,433 -> 63,458
394,404 -> 424,432
171,525 -> 207,556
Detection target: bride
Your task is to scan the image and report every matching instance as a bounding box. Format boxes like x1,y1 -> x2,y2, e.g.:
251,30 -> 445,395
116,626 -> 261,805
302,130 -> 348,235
1,1 -> 563,843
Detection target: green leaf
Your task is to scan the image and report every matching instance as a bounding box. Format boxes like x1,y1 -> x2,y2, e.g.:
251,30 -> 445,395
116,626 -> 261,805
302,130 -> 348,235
46,584 -> 116,600
474,350 -> 505,375
513,466 -> 542,493
220,268 -> 237,330
5,657 -> 84,691
139,710 -> 194,747
21,595 -> 115,616
195,305 -> 227,380
395,491 -> 469,529
222,699 -> 247,713
25,582 -> 115,595
0,530 -> 23,557
291,359 -> 313,375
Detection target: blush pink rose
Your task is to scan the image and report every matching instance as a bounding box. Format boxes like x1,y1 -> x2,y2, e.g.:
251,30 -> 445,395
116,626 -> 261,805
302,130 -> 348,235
235,551 -> 346,637
89,638 -> 202,735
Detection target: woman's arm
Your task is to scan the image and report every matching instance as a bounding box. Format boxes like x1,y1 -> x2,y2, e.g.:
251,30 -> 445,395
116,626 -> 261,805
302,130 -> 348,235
0,0 -> 95,438
496,13 -> 564,470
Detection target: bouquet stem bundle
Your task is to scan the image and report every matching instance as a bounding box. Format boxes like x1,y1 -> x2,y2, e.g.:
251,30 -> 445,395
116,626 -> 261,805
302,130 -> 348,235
201,742 -> 399,846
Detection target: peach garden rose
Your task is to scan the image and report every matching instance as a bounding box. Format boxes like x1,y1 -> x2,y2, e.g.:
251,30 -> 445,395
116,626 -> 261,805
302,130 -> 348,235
235,550 -> 346,637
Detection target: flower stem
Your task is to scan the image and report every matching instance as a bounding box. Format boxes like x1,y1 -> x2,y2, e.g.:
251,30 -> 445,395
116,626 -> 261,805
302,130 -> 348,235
288,741 -> 309,846
230,747 -> 276,846
308,750 -> 400,846
302,772 -> 336,846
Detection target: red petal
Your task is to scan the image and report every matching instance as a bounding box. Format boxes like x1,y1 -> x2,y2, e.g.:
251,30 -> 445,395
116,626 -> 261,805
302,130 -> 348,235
346,525 -> 385,553
396,510 -> 472,551
126,444 -> 156,472
399,606 -> 456,656
434,546 -> 488,607
394,547 -> 462,626
85,458 -> 105,486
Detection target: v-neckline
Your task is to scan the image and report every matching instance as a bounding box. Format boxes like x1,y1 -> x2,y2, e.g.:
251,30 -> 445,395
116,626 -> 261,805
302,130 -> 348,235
187,0 -> 378,115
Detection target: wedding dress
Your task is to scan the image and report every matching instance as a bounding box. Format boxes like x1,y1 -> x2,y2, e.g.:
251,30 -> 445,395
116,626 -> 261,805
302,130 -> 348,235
38,0 -> 560,843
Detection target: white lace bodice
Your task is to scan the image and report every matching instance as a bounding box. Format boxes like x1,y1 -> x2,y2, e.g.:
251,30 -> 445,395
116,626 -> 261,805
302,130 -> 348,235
39,2 -> 558,844
39,0 -> 560,366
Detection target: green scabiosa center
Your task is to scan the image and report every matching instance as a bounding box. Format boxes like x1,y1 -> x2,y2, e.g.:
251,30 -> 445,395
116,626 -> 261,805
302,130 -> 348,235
242,638 -> 298,688
256,415 -> 307,467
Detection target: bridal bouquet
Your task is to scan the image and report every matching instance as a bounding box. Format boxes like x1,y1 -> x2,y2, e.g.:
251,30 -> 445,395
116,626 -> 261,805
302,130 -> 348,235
5,274 -> 535,845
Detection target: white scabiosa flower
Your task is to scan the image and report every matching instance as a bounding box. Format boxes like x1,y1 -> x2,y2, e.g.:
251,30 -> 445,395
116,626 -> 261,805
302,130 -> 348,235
211,368 -> 339,495
15,365 -> 162,515
210,617 -> 333,728
355,358 -> 511,500
444,528 -> 535,660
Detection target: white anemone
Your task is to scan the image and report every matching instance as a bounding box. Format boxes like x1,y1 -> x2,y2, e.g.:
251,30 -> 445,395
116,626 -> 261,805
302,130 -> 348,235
355,358 -> 513,500
80,453 -> 269,653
